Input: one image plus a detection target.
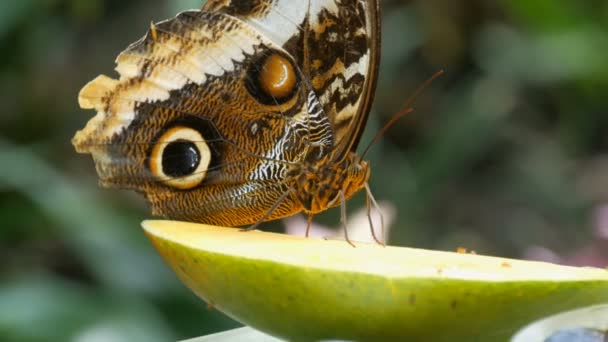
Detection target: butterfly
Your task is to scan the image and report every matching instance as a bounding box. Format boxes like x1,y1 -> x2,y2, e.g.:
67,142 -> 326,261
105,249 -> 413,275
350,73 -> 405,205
73,0 -> 382,245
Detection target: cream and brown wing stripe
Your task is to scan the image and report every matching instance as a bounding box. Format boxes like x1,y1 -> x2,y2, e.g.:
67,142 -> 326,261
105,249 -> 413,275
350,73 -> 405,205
74,10 -> 287,154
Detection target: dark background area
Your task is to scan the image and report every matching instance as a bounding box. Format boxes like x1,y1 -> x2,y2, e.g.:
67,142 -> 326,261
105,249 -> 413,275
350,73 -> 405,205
1,0 -> 607,340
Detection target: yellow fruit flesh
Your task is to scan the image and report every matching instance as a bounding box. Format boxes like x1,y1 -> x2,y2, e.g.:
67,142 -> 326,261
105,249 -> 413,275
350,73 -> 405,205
143,220 -> 608,341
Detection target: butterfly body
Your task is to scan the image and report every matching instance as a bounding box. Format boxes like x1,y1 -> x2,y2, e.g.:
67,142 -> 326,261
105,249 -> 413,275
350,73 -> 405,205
73,0 -> 380,228
290,152 -> 369,215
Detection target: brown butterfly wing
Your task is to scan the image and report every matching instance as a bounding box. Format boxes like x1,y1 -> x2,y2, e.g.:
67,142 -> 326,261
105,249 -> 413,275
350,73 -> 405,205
304,0 -> 381,159
73,1 -> 380,226
206,0 -> 382,159
74,10 -> 308,225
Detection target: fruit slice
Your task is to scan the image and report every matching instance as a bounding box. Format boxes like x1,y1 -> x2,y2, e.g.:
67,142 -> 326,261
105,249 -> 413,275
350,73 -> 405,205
143,220 -> 608,342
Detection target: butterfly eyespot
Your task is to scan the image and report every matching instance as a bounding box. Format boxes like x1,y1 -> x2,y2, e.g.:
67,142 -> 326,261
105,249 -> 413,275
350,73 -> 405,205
149,126 -> 211,190
246,50 -> 299,105
162,141 -> 200,177
259,53 -> 297,98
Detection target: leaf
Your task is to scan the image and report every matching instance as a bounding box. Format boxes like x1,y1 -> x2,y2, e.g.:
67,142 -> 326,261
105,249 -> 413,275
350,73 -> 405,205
143,220 -> 608,342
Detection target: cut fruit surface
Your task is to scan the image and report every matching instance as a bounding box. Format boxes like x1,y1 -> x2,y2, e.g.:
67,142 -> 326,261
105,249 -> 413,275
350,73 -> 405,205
143,220 -> 608,342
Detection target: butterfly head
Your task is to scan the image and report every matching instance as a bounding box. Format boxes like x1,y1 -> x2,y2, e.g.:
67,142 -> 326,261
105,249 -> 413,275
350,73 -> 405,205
342,153 -> 371,201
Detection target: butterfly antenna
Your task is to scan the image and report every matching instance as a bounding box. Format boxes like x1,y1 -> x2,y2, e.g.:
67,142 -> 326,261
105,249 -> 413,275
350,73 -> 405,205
361,70 -> 445,159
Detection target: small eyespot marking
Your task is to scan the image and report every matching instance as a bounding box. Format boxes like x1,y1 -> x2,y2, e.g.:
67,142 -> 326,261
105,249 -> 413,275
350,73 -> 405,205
246,50 -> 299,105
250,122 -> 259,135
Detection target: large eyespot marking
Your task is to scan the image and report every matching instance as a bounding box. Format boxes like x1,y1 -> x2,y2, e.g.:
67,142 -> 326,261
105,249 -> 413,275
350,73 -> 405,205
162,141 -> 200,178
149,126 -> 211,190
246,50 -> 300,105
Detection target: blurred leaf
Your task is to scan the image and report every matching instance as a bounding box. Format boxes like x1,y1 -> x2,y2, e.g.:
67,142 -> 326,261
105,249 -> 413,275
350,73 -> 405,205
380,5 -> 424,73
475,24 -> 608,83
169,0 -> 208,14
1,0 -> 608,339
0,274 -> 174,342
505,0 -> 595,32
0,0 -> 39,39
0,140 -> 175,295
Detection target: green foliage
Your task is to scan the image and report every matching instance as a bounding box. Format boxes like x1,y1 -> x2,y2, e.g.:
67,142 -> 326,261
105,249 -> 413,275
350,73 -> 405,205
0,0 -> 606,339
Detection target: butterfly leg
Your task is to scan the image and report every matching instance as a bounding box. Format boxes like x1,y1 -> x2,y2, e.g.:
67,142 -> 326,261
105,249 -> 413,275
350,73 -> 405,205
365,183 -> 386,246
242,188 -> 293,232
305,213 -> 314,238
339,190 -> 356,248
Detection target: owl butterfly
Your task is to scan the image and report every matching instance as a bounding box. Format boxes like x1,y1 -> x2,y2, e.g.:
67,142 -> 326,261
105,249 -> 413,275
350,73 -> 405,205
73,0 -> 382,245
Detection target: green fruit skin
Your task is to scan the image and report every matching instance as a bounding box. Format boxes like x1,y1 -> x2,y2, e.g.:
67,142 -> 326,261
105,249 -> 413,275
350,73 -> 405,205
149,237 -> 608,342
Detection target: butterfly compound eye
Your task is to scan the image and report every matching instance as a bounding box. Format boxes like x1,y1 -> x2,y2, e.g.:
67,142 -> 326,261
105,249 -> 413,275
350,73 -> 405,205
246,50 -> 299,105
149,126 -> 211,190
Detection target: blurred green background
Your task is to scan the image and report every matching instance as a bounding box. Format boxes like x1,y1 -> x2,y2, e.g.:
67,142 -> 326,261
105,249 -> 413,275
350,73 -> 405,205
1,0 -> 607,340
